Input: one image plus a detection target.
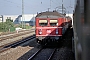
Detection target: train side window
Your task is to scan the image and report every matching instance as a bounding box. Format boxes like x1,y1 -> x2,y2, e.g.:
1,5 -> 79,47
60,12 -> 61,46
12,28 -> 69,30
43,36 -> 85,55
50,20 -> 58,26
39,20 -> 48,26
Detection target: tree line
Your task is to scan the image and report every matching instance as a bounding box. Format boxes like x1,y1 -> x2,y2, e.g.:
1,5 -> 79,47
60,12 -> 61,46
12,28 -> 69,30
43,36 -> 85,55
0,19 -> 15,32
0,19 -> 32,32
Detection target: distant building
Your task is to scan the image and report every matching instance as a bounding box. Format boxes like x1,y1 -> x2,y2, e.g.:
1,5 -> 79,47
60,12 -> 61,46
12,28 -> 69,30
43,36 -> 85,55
0,14 -> 37,26
0,15 -> 3,22
20,14 -> 36,26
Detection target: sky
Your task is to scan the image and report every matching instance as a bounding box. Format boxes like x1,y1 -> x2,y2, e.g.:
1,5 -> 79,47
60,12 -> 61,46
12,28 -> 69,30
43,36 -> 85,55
0,0 -> 75,15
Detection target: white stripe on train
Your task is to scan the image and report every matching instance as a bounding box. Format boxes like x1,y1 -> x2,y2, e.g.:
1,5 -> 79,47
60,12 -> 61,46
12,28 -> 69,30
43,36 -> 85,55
36,27 -> 62,29
36,35 -> 62,36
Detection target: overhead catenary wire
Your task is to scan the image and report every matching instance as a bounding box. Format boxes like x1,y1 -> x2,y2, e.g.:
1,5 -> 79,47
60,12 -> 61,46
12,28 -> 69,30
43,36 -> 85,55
3,0 -> 60,13
2,0 -> 46,15
2,0 -> 74,14
3,0 -> 36,9
51,0 -> 61,6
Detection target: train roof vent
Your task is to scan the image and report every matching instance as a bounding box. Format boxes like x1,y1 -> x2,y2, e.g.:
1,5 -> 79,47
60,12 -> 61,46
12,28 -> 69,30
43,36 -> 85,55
53,10 -> 57,12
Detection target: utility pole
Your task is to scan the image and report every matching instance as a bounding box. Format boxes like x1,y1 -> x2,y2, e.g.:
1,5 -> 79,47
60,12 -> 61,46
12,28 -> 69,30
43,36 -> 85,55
22,0 -> 24,28
62,0 -> 63,14
50,0 -> 51,9
68,11 -> 69,16
48,8 -> 50,11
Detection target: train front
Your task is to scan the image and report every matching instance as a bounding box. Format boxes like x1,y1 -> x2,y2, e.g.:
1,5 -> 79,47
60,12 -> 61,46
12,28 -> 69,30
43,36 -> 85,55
35,11 -> 64,44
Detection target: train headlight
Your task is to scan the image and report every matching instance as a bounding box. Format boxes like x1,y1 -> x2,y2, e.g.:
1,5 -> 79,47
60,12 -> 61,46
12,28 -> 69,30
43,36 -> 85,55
39,31 -> 42,34
39,29 -> 42,34
56,28 -> 58,34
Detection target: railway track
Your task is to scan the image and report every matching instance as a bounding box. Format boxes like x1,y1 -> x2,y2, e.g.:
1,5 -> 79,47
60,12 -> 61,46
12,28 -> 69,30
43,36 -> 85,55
0,30 -> 35,49
28,48 -> 56,60
0,29 -> 35,41
0,28 -> 35,36
0,28 -> 35,47
27,27 -> 74,60
0,35 -> 35,53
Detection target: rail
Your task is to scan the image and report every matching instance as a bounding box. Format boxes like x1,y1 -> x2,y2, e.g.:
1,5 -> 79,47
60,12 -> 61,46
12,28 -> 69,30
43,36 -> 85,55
28,48 -> 43,60
28,48 -> 56,60
0,35 -> 35,53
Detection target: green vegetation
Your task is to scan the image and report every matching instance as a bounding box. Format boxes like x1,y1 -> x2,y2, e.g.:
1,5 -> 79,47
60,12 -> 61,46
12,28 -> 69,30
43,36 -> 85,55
14,24 -> 32,29
25,25 -> 32,29
0,19 -> 32,32
0,19 -> 15,32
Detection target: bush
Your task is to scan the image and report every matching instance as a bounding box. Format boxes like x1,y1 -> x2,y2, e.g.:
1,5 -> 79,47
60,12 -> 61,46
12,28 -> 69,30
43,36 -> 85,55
0,19 -> 15,32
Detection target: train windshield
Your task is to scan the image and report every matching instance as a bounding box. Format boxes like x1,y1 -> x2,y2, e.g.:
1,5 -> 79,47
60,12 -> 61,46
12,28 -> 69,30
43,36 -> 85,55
50,20 -> 58,26
39,20 -> 48,26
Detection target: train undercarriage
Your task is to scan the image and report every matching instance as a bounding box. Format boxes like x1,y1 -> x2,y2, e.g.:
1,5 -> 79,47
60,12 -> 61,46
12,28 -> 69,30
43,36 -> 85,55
36,36 -> 62,45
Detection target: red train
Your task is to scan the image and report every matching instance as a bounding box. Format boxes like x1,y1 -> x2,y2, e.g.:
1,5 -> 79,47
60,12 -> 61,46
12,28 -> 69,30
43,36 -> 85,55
35,11 -> 72,45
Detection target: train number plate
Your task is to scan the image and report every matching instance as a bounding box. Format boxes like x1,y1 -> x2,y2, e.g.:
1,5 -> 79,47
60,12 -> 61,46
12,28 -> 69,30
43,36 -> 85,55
47,30 -> 51,33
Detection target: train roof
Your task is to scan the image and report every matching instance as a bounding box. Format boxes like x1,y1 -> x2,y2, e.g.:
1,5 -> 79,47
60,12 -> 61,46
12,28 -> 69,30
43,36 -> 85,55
35,11 -> 65,18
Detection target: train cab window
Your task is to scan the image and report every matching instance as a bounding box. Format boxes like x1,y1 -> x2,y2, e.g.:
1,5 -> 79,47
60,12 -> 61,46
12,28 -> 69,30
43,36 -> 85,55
39,20 -> 48,26
50,20 -> 58,26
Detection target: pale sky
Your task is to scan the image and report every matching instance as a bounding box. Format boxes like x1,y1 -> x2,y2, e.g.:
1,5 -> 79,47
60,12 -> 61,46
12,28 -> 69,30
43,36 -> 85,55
0,0 -> 75,15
